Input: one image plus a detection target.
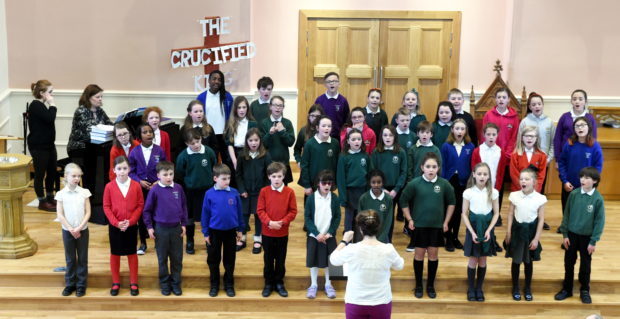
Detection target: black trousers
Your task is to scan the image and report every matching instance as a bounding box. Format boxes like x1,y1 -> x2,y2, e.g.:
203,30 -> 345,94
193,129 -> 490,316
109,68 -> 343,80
207,228 -> 237,288
447,175 -> 465,241
30,147 -> 57,199
263,235 -> 288,286
561,187 -> 571,216
138,188 -> 150,245
154,224 -> 183,289
62,228 -> 89,288
563,231 -> 592,292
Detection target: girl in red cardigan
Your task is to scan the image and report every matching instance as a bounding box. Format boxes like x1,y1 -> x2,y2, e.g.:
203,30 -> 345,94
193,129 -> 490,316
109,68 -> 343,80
339,107 -> 376,155
109,122 -> 139,181
509,126 -> 547,193
482,88 -> 519,162
143,106 -> 172,161
103,155 -> 144,296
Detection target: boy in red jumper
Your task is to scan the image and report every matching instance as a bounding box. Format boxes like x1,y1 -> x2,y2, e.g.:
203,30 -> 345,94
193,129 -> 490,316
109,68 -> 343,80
257,162 -> 298,297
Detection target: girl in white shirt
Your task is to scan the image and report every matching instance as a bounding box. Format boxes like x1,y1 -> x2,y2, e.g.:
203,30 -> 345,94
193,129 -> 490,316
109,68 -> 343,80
304,170 -> 341,299
330,210 -> 404,319
56,163 -> 92,297
505,167 -> 547,302
462,163 -> 500,302
225,96 -> 257,170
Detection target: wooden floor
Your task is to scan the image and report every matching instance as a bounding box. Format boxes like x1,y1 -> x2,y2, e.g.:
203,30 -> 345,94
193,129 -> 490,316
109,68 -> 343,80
1,172 -> 619,318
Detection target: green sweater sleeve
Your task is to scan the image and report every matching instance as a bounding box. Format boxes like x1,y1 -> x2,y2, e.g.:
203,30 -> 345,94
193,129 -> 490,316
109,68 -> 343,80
560,191 -> 574,238
378,197 -> 393,243
395,149 -> 407,193
590,197 -> 605,245
294,128 -> 305,163
304,194 -> 320,236
280,119 -> 296,147
399,181 -> 414,209
337,155 -> 347,206
175,152 -> 187,186
407,147 -> 415,181
299,139 -> 312,188
444,179 -> 456,205
328,194 -> 341,236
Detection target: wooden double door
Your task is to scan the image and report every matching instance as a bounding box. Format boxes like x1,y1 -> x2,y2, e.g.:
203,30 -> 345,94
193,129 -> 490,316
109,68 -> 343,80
298,10 -> 462,127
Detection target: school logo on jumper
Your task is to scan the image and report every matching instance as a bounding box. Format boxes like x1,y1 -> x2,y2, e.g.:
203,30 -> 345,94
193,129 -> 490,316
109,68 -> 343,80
173,191 -> 179,199
327,149 -> 333,157
465,149 -> 471,155
201,159 -> 208,167
392,156 -> 399,164
433,185 -> 441,193
335,105 -> 341,112
360,158 -> 367,167
507,124 -> 513,129
228,198 -> 235,206
587,204 -> 594,213
154,155 -> 160,163
379,204 -> 387,212
407,141 -> 412,148
585,152 -> 591,159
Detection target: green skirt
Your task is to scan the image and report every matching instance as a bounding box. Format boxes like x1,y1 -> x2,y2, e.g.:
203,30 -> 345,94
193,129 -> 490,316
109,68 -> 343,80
504,218 -> 542,263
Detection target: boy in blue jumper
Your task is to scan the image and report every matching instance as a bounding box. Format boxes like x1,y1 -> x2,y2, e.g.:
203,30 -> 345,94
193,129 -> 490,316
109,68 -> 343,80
143,161 -> 188,296
202,164 -> 244,297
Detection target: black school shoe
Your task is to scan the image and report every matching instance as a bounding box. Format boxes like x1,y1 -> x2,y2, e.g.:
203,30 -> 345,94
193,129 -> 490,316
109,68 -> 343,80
580,290 -> 592,304
76,287 -> 86,297
209,286 -> 219,297
426,286 -> 437,299
172,286 -> 182,296
414,286 -> 423,298
252,242 -> 262,254
130,283 -> 139,296
262,285 -> 273,297
543,223 -> 550,230
554,289 -> 572,300
186,242 -> 195,255
161,286 -> 171,296
110,283 -> 120,296
476,289 -> 485,302
275,284 -> 288,297
453,238 -> 464,250
524,288 -> 533,301
225,286 -> 236,297
467,288 -> 476,301
62,286 -> 76,296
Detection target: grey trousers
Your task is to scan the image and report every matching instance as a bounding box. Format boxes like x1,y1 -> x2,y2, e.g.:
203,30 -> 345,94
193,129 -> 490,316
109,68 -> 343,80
154,224 -> 184,289
62,228 -> 89,288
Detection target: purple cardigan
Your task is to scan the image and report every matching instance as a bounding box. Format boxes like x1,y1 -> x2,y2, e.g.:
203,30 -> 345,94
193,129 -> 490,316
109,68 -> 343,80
553,112 -> 597,160
128,144 -> 167,183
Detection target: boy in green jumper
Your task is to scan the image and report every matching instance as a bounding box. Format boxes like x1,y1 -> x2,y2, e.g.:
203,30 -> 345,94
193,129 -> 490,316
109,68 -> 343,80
358,170 -> 393,243
407,120 -> 442,180
259,95 -> 295,185
400,152 -> 455,298
175,129 -> 217,254
555,167 -> 605,304
250,76 -> 274,125
396,108 -> 417,151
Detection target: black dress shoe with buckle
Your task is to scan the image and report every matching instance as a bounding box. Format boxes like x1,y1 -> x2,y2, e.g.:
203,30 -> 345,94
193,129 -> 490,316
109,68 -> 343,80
62,286 -> 76,296
130,283 -> 139,296
275,284 -> 288,297
524,288 -> 533,301
262,285 -> 273,297
110,283 -> 120,296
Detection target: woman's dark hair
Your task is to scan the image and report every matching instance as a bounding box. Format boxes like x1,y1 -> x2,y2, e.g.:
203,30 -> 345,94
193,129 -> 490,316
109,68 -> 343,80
79,84 -> 103,109
356,210 -> 381,237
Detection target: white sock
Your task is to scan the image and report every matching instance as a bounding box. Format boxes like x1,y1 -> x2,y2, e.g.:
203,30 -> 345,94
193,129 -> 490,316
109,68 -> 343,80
241,234 -> 246,241
253,235 -> 261,243
324,267 -> 331,286
310,267 -> 319,287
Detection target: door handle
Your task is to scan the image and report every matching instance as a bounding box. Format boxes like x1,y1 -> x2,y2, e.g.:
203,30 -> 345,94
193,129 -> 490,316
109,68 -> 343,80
379,66 -> 384,89
373,66 -> 377,88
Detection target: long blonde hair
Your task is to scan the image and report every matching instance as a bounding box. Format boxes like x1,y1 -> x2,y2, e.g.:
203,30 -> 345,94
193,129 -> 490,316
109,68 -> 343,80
514,125 -> 542,156
467,163 -> 494,205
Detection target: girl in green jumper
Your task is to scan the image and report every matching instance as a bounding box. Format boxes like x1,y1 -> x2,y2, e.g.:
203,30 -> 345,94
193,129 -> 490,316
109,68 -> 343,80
299,115 -> 340,199
358,170 -> 393,243
371,125 -> 406,240
337,128 -> 372,242
400,152 -> 455,299
294,104 -> 325,171
431,101 -> 456,146
304,170 -> 341,299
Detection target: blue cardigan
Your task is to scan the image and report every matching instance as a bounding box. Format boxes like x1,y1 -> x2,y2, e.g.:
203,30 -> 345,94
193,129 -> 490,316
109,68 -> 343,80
196,90 -> 234,123
440,141 -> 475,186
558,141 -> 603,187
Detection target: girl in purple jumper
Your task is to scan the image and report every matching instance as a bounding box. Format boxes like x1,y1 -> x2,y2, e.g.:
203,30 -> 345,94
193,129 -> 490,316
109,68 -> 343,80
128,123 -> 167,254
553,89 -> 597,165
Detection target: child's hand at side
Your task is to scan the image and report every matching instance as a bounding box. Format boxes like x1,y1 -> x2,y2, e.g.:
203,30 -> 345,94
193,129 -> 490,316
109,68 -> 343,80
148,228 -> 156,239
236,231 -> 242,241
563,237 -> 570,250
140,180 -> 152,189
181,226 -> 186,237
205,236 -> 211,245
587,244 -> 596,255
241,192 -> 248,198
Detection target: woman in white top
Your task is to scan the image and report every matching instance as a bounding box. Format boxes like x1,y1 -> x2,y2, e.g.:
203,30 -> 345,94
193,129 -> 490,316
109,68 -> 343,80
330,210 -> 404,319
504,167 -> 547,302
